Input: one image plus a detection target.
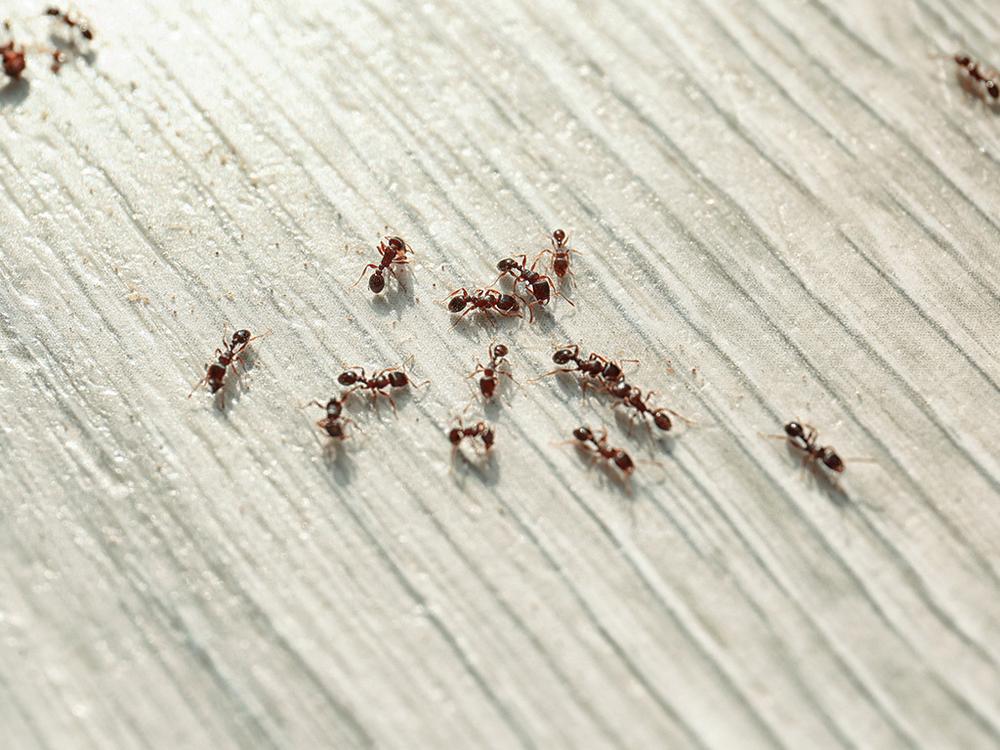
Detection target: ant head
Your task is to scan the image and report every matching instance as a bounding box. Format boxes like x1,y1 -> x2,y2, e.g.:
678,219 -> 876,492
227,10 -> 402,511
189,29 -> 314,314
388,371 -> 408,388
822,450 -> 845,473
602,362 -> 623,381
482,428 -> 495,448
491,343 -> 509,358
496,258 -> 518,273
385,236 -> 405,253
552,229 -> 566,244
988,80 -> 999,98
553,346 -> 577,364
784,421 -> 804,439
573,426 -> 593,442
448,427 -> 463,445
46,7 -> 61,16
369,273 -> 386,294
496,294 -> 517,312
338,371 -> 360,386
653,411 -> 672,431
231,329 -> 251,346
448,295 -> 467,313
955,53 -> 971,66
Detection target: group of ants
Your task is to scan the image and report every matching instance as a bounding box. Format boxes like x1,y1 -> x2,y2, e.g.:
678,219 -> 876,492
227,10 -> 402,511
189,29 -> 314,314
1,6 -> 93,81
189,230 -> 858,489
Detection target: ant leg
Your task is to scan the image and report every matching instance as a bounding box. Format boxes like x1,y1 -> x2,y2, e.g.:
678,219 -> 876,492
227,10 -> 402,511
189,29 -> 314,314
352,264 -> 379,288
441,287 -> 470,303
300,399 -> 325,410
529,367 -> 577,383
188,368 -> 209,398
661,407 -> 697,426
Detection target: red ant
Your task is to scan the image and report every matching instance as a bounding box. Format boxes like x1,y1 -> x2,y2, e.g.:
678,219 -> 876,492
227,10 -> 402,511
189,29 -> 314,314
355,235 -> 411,294
763,420 -> 874,478
1,40 -> 26,80
336,360 -> 426,413
448,418 -> 495,459
567,425 -> 635,477
468,343 -> 514,399
610,384 -> 691,432
306,392 -> 355,441
46,7 -> 94,41
188,327 -> 266,407
534,229 -> 579,281
444,287 -> 522,325
953,53 -> 999,101
494,254 -> 571,318
536,344 -> 630,386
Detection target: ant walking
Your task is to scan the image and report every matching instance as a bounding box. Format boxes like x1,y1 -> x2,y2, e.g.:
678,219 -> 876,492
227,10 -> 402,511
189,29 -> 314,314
494,254 -> 572,319
565,425 -> 635,479
448,418 -> 495,460
952,53 -> 999,102
336,359 -> 426,413
355,235 -> 411,294
763,420 -> 873,479
611,384 -> 693,433
468,343 -> 514,399
534,229 -> 579,282
189,327 -> 266,407
536,344 -> 631,388
444,287 -> 522,325
306,392 -> 356,441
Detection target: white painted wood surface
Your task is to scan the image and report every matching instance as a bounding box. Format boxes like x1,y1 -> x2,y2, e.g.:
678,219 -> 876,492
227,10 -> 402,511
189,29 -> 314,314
2,0 -> 999,747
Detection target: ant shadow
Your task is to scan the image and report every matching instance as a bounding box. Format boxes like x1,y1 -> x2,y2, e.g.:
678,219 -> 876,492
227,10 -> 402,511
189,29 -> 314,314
612,409 -> 679,456
0,78 -> 29,107
320,440 -> 356,484
369,274 -> 416,319
208,347 -> 261,413
775,442 -> 853,507
48,33 -> 98,68
450,449 -> 501,488
449,311 -> 523,344
566,445 -> 633,498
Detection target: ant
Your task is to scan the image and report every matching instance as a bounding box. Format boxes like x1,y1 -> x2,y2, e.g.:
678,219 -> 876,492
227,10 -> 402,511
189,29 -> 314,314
953,53 -> 999,101
494,254 -> 570,318
306,393 -> 356,441
45,7 -> 93,41
536,344 -> 630,386
763,420 -> 875,479
610,384 -> 691,432
448,418 -> 495,459
336,360 -> 425,413
188,327 -> 265,407
355,235 -> 411,294
567,425 -> 635,477
444,287 -> 522,325
468,343 -> 514,399
1,40 -> 25,80
534,229 -> 579,281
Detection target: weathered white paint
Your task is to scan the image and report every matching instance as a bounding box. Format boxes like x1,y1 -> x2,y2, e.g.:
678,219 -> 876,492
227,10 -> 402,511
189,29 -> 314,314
1,0 -> 999,747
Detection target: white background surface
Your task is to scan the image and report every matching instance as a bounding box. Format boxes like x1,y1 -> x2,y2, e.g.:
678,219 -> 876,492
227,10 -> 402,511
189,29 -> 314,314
2,0 -> 999,747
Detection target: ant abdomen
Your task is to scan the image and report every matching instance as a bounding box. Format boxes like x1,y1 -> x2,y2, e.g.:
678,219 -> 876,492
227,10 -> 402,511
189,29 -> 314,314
388,371 -> 409,388
448,296 -> 468,313
369,273 -> 386,294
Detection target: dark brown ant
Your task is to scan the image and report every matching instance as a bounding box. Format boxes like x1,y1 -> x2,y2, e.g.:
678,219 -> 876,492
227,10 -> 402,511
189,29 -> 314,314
336,360 -> 426,413
952,53 -> 999,101
45,7 -> 93,42
306,393 -> 355,441
448,418 -> 495,459
468,343 -> 514,399
567,425 -> 635,477
536,344 -> 630,386
535,229 -> 579,281
763,420 -> 863,476
188,327 -> 265,407
1,40 -> 26,79
355,235 -> 411,294
611,384 -> 691,432
444,287 -> 522,325
494,254 -> 571,318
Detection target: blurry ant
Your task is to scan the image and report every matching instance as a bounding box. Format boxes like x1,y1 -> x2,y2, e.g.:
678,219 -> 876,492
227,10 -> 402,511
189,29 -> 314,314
952,53 -> 999,102
534,229 -> 579,281
337,359 -> 426,413
355,235 -> 411,294
448,418 -> 495,460
46,7 -> 94,41
468,343 -> 514,399
188,327 -> 266,407
444,287 -> 522,325
566,425 -> 635,478
494,254 -> 571,318
306,392 -> 355,441
535,344 -> 631,387
611,384 -> 692,433
763,420 -> 873,479
1,40 -> 25,79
